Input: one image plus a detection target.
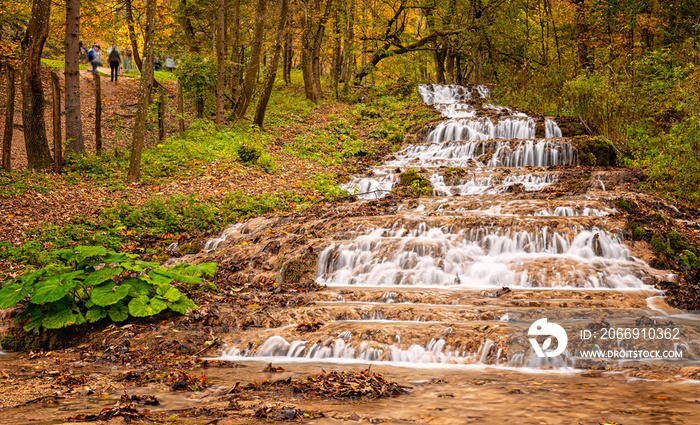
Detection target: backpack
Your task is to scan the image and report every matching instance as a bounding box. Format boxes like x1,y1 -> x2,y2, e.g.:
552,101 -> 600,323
87,49 -> 95,62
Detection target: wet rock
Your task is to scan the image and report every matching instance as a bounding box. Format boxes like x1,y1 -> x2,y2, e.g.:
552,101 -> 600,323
279,254 -> 317,284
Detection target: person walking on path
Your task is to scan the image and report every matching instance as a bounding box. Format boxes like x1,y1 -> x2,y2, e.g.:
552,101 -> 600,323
165,56 -> 175,72
87,44 -> 101,75
108,44 -> 121,82
124,47 -> 132,72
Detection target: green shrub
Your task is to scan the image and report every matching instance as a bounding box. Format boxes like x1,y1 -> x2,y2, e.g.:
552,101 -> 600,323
0,246 -> 214,335
308,173 -> 348,201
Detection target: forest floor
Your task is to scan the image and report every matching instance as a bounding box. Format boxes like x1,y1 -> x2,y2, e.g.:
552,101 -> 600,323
1,67 -> 700,424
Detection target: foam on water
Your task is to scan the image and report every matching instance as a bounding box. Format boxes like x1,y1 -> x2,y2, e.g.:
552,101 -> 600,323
317,225 -> 647,289
221,335 -> 498,365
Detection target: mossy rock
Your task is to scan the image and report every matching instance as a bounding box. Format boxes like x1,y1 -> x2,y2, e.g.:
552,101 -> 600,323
0,335 -> 22,351
650,253 -> 671,270
667,231 -> 695,253
535,121 -> 545,138
445,167 -> 467,175
626,221 -> 647,241
614,199 -> 635,214
649,212 -> 667,223
680,250 -> 700,271
0,327 -> 78,352
559,122 -> 586,137
650,234 -> 673,255
178,239 -> 204,255
577,136 -> 617,166
397,169 -> 433,197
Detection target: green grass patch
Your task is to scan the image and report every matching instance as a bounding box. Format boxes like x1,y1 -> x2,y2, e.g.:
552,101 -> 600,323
123,68 -> 179,83
41,58 -> 88,71
1,190 -> 309,266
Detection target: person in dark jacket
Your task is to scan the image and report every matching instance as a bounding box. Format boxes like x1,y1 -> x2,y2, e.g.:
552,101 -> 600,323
108,44 -> 121,82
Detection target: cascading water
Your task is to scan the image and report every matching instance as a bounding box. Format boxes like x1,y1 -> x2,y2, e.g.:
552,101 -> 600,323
217,84 -> 664,369
344,85 -> 574,198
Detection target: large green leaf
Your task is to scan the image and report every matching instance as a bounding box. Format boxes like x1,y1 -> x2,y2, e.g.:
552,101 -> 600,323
170,262 -> 217,278
156,284 -> 183,302
43,306 -> 85,329
128,295 -> 167,317
31,271 -> 82,304
125,277 -> 154,297
108,303 -> 129,322
15,269 -> 46,285
86,306 -> 108,322
84,267 -> 124,287
74,245 -> 110,261
151,269 -> 202,284
90,280 -> 132,306
0,282 -> 31,309
167,296 -> 197,314
102,252 -> 129,264
148,270 -> 173,286
22,305 -> 44,333
43,263 -> 73,277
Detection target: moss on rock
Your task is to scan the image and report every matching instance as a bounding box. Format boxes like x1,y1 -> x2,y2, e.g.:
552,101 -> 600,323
396,169 -> 433,197
626,221 -> 647,241
559,121 -> 586,137
614,199 -> 635,214
577,136 -> 617,166
680,250 -> 700,271
649,212 -> 667,223
650,253 -> 671,270
667,231 -> 695,253
651,234 -> 673,255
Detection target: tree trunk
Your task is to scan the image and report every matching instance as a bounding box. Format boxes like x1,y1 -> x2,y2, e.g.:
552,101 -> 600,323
342,0 -> 354,94
216,0 -> 226,128
125,0 -> 142,69
21,0 -> 54,170
283,11 -> 293,85
94,73 -> 102,154
330,3 -> 341,98
178,0 -> 199,53
301,34 -> 316,101
51,71 -> 62,172
178,82 -> 185,134
64,0 -> 83,156
301,0 -> 332,102
573,0 -> 591,70
128,0 -> 156,182
158,86 -> 165,140
234,0 -> 267,119
2,66 -> 14,172
254,0 -> 289,128
228,0 -> 241,103
311,0 -> 332,99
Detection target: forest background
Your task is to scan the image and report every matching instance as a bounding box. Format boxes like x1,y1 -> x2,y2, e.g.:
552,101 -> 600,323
0,0 -> 699,270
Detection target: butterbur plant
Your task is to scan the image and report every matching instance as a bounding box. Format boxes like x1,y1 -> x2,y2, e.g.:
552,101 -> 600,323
0,246 -> 215,333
